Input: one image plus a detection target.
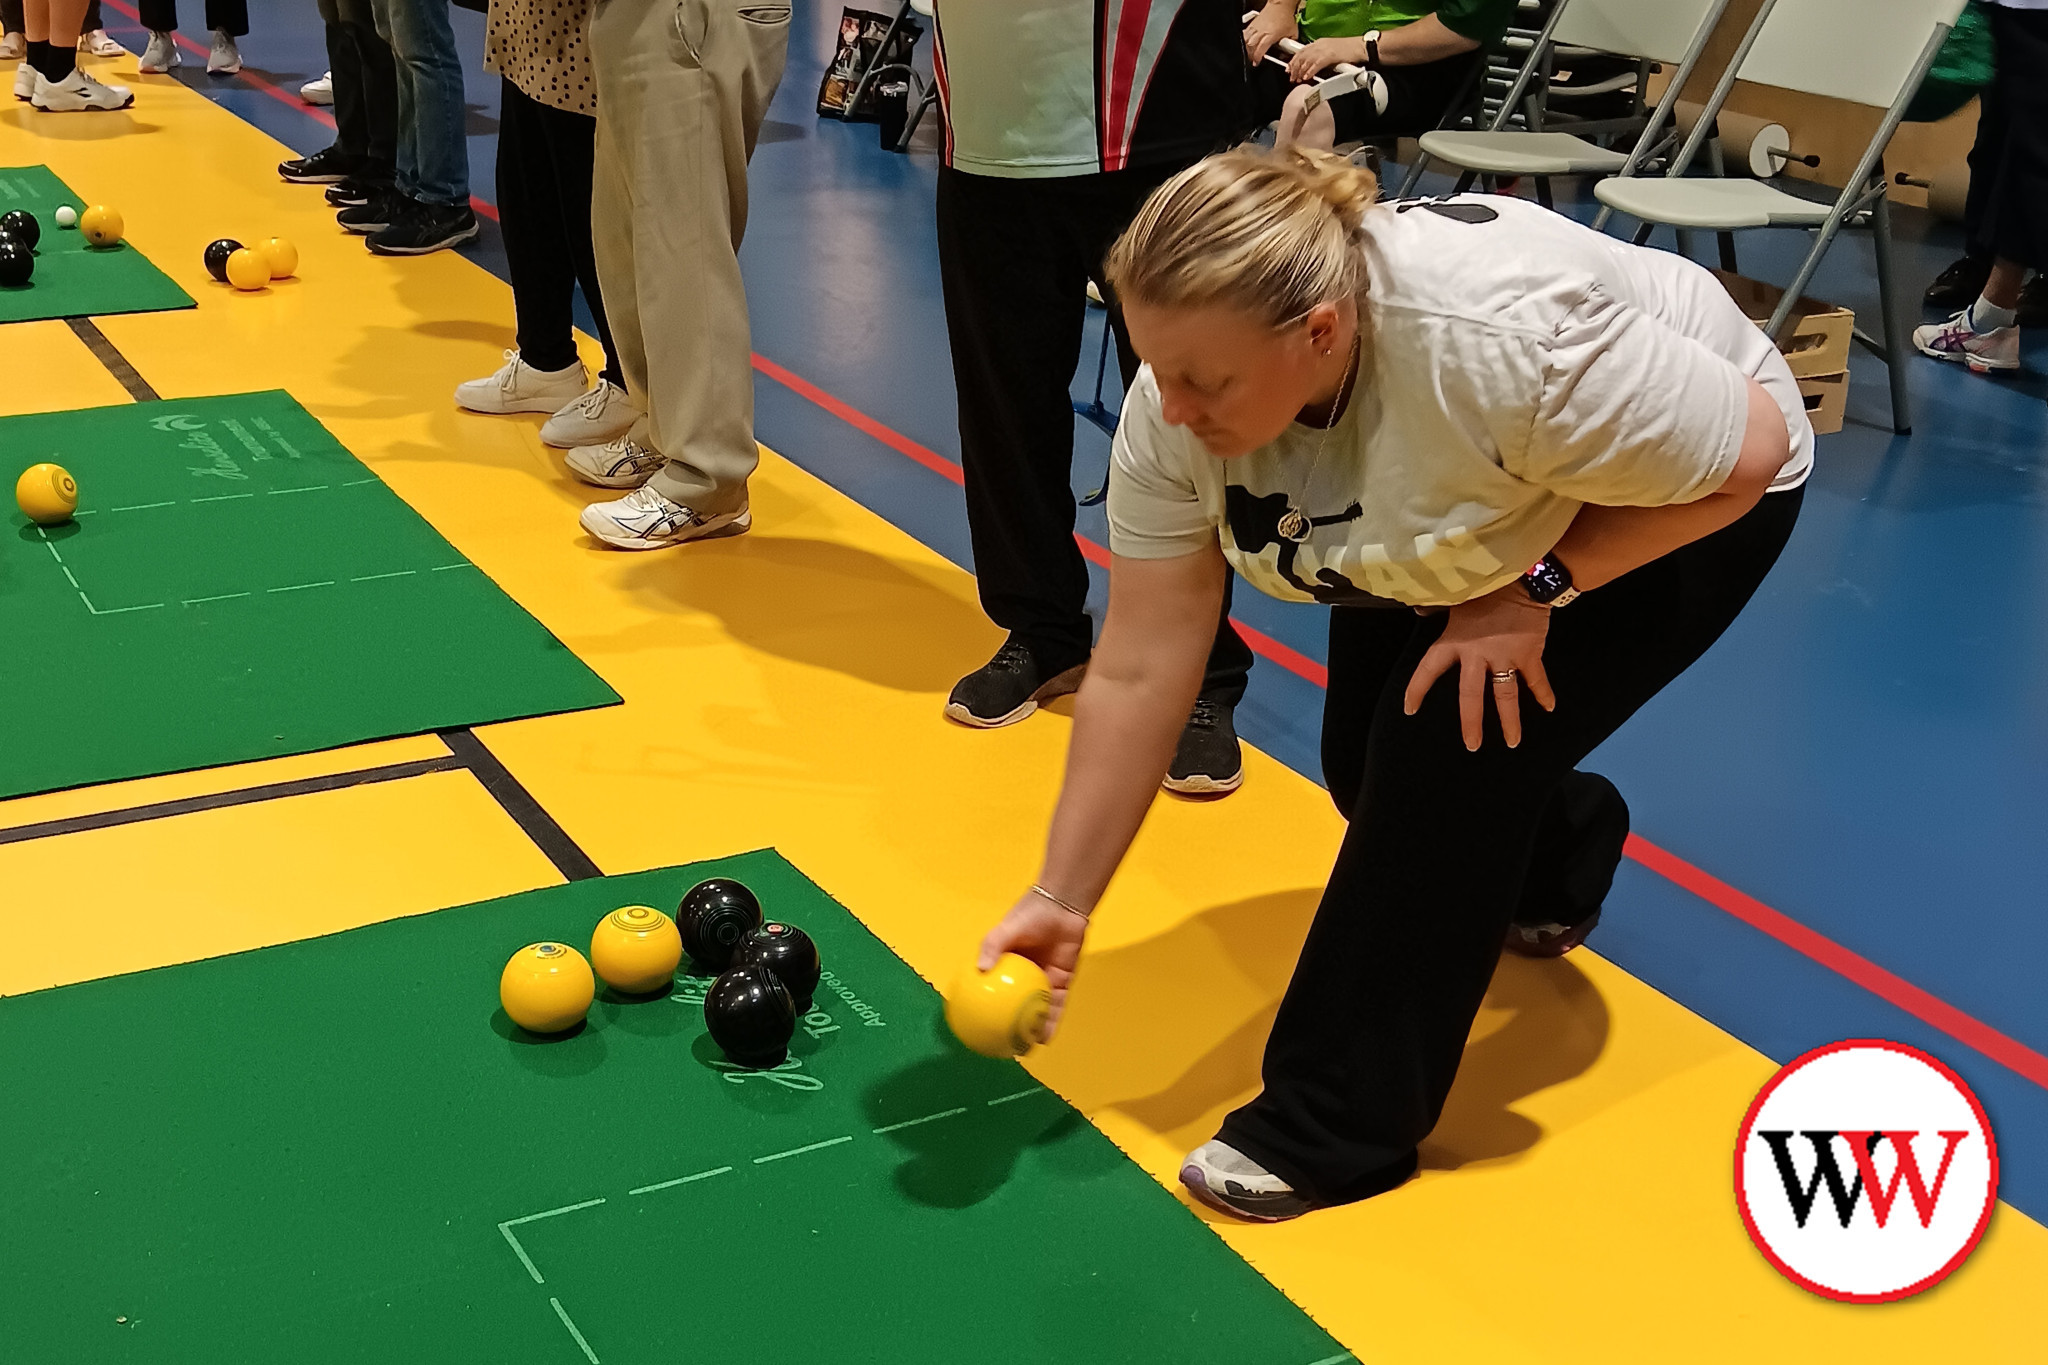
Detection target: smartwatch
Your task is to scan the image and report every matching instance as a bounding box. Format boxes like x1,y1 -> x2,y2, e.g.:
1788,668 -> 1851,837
1519,551 -> 1580,608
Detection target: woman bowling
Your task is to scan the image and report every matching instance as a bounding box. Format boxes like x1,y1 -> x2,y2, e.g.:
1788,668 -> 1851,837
975,147 -> 1812,1221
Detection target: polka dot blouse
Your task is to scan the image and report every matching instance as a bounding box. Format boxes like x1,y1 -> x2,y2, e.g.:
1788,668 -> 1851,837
486,0 -> 597,116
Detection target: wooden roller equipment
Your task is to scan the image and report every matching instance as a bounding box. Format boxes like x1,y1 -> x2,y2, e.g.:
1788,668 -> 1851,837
1895,168 -> 1969,222
1674,99 -> 1820,178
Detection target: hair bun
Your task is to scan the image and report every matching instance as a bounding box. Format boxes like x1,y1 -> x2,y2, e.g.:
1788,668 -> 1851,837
1281,147 -> 1377,233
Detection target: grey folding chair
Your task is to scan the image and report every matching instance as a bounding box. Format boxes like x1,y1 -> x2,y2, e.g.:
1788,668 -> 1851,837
1594,0 -> 1969,435
1409,0 -> 1732,210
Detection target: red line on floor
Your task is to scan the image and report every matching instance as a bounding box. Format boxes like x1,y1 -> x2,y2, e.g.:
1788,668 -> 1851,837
750,355 -> 2046,1096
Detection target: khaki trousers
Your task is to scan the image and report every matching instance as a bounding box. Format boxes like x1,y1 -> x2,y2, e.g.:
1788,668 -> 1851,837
589,0 -> 789,513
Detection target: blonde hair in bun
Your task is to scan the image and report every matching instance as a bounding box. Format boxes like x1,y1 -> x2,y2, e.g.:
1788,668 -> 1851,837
1105,146 -> 1379,329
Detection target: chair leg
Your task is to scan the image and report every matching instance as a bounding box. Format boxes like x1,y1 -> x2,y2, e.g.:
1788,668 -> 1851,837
1718,231 -> 1738,273
1535,176 -> 1553,209
1870,193 -> 1913,435
1455,170 -> 1480,195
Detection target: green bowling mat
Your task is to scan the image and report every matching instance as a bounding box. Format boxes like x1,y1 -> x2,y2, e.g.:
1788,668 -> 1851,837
0,850 -> 1352,1365
0,391 -> 617,800
0,165 -> 195,323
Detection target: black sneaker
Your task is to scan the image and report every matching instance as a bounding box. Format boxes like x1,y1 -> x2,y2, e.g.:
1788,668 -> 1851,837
337,187 -> 410,236
1163,696 -> 1243,795
1925,253 -> 1991,311
325,169 -> 394,208
1504,908 -> 1602,958
944,640 -> 1086,728
278,145 -> 365,184
367,200 -> 481,256
2020,273 -> 2048,329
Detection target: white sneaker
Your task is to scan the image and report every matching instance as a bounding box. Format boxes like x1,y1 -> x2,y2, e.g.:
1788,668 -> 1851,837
540,378 -> 641,448
454,350 -> 587,415
138,31 -> 178,73
79,29 -> 125,57
207,30 -> 241,75
0,34 -> 22,61
33,68 -> 133,111
1914,306 -> 2021,375
13,62 -> 34,102
301,70 -> 333,105
563,435 -> 666,488
579,487 -> 749,550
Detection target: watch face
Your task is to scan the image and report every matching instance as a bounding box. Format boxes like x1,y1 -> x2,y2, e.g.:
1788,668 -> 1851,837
1523,555 -> 1572,604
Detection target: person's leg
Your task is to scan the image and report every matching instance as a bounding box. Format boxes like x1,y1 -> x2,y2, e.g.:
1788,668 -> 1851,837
496,79 -> 584,374
586,0 -> 651,457
318,0 -> 364,157
26,0 -> 130,102
342,0 -> 397,172
135,0 -> 172,32
538,99 -> 626,389
1214,489 -> 1805,1207
577,0 -> 791,541
206,0 -> 247,36
938,167 -> 1096,679
384,0 -> 464,206
367,0 -> 415,200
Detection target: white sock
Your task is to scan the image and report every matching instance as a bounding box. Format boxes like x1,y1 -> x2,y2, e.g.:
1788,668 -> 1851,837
1970,295 -> 2018,331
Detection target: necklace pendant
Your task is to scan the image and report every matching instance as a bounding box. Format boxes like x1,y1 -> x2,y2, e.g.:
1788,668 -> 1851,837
1278,507 -> 1311,542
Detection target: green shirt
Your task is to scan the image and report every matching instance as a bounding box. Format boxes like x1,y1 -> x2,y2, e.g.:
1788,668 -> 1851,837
1297,0 -> 1518,48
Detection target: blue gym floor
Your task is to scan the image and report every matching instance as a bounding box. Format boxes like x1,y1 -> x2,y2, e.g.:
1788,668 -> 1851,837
108,0 -> 2048,1218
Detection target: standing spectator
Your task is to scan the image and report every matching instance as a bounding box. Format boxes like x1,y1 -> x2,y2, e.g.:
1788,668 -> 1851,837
1917,0 -> 2048,372
11,0 -> 129,109
135,0 -> 245,75
571,1 -> 790,551
337,0 -> 477,255
927,0 -> 1256,794
278,0 -> 398,205
4,1 -> 128,60
454,0 -> 639,450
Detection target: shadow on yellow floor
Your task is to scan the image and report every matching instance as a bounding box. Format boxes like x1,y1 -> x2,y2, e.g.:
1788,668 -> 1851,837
2,65 -> 2042,1364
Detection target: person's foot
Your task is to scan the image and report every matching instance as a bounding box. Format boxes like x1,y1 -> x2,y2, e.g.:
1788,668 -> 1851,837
1163,697 -> 1243,795
1504,907 -> 1603,958
579,487 -> 750,550
207,29 -> 241,75
0,33 -> 22,61
13,62 -> 35,102
278,144 -> 364,184
1914,305 -> 2020,374
1179,1141 -> 1313,1223
366,200 -> 479,255
301,70 -> 333,105
1924,252 -> 1990,311
79,29 -> 125,57
138,30 -> 178,73
563,434 -> 665,488
541,378 -> 641,448
337,186 -> 411,236
325,170 -> 394,206
455,350 -> 587,415
32,68 -> 133,111
944,640 -> 1087,729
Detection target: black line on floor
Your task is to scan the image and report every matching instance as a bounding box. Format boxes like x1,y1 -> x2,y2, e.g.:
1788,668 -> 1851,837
65,317 -> 160,403
439,728 -> 603,882
0,756 -> 464,846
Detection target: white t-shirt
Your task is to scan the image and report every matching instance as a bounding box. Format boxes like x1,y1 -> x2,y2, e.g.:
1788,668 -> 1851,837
1108,196 -> 1815,609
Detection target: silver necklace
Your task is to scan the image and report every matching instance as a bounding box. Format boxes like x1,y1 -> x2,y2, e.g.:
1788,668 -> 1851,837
1277,334 -> 1360,544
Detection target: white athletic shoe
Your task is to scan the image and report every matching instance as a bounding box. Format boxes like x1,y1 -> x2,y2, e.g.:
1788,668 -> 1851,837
13,62 -> 35,102
79,29 -> 125,57
540,378 -> 641,448
579,486 -> 749,551
138,31 -> 178,73
301,70 -> 333,105
207,29 -> 241,75
0,33 -> 22,61
454,350 -> 587,415
33,68 -> 133,111
1913,306 -> 2021,375
563,435 -> 666,489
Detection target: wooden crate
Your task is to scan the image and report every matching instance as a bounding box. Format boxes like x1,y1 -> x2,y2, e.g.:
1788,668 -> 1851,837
1798,370 -> 1849,436
1712,268 -> 1855,378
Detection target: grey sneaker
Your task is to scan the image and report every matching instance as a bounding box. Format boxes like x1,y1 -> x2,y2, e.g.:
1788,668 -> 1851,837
1179,1141 -> 1312,1223
207,29 -> 241,75
1163,697 -> 1243,795
138,30 -> 178,73
944,640 -> 1086,729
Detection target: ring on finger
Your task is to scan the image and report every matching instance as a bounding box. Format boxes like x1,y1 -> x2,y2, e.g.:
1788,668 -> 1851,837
1489,668 -> 1518,685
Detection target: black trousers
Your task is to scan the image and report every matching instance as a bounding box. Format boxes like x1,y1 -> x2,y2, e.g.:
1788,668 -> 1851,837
497,78 -> 621,385
136,0 -> 248,34
320,0 -> 396,168
1251,49 -> 1484,144
1218,487 -> 1804,1204
936,165 -> 1253,701
1965,7 -> 2048,271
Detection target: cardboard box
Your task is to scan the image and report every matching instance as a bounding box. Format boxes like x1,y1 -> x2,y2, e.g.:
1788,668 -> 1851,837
1712,268 -> 1855,378
1798,370 -> 1849,436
